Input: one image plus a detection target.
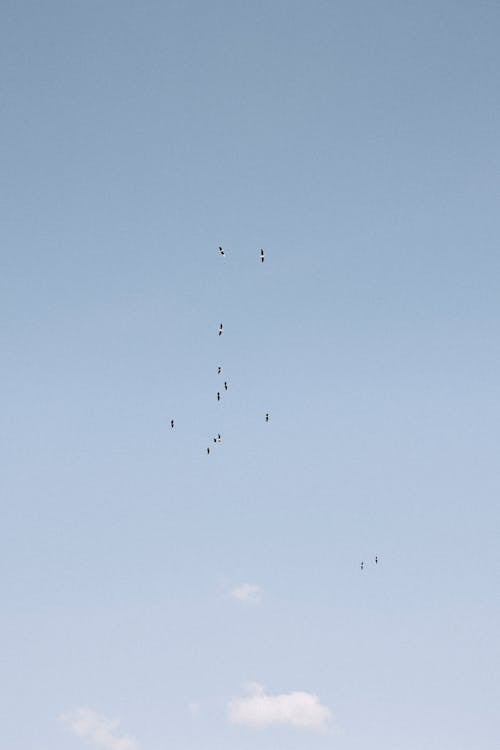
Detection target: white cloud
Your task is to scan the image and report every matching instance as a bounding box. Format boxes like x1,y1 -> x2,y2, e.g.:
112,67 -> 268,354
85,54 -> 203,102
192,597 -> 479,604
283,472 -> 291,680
230,583 -> 261,604
61,708 -> 138,750
228,683 -> 332,731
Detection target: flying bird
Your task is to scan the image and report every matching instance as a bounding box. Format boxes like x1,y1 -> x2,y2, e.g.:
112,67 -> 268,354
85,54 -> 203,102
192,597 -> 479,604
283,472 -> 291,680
217,392 -> 221,401
170,419 -> 174,429
224,381 -> 228,390
218,323 -> 223,336
218,246 -> 225,256
260,248 -> 265,263
375,556 -> 378,564
360,561 -> 364,571
207,447 -> 210,455
265,412 -> 269,422
217,366 -> 222,374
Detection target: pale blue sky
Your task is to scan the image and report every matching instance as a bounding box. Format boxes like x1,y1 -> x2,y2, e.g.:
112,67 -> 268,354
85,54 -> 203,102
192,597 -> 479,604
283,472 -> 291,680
1,1 -> 499,748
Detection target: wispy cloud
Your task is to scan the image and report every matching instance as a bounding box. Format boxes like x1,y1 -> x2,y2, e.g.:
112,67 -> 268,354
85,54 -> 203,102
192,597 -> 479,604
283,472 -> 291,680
228,682 -> 332,731
229,583 -> 261,604
60,708 -> 138,750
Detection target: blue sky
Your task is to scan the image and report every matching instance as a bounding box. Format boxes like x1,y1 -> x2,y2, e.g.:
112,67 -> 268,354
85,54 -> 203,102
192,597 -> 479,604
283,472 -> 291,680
1,1 -> 499,748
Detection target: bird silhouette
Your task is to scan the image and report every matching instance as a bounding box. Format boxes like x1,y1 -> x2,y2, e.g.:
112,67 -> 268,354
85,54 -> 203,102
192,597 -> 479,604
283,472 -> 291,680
217,366 -> 222,374
375,556 -> 378,564
224,381 -> 228,390
170,419 -> 174,429
217,392 -> 221,401
218,246 -> 225,256
207,447 -> 210,455
260,248 -> 265,263
218,323 -> 223,336
265,413 -> 269,422
360,561 -> 364,571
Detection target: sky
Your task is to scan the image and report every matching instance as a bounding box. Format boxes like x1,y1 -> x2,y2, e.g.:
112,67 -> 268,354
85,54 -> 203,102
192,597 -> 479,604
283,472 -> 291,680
1,1 -> 499,748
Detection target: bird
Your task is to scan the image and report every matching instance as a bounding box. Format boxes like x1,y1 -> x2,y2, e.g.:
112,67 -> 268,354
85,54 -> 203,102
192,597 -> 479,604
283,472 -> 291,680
218,246 -> 225,256
217,392 -> 221,401
260,248 -> 265,263
224,381 -> 228,390
218,433 -> 221,442
217,366 -> 222,374
360,561 -> 364,571
218,323 -> 223,336
207,447 -> 210,455
265,412 -> 269,422
375,556 -> 379,564
170,419 -> 174,429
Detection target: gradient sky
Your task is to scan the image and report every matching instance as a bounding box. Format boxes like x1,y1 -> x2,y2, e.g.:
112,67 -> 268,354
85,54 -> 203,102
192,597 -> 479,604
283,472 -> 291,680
1,1 -> 499,748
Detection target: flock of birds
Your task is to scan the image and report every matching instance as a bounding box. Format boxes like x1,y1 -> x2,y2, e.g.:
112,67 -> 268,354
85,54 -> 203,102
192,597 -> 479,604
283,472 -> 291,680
170,246 -> 269,458
361,556 -> 379,571
170,245 -> 378,572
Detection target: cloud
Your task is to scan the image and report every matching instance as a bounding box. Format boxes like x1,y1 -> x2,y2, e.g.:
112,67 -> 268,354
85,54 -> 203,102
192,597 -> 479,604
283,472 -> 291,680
228,683 -> 332,731
60,708 -> 138,750
230,583 -> 261,604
